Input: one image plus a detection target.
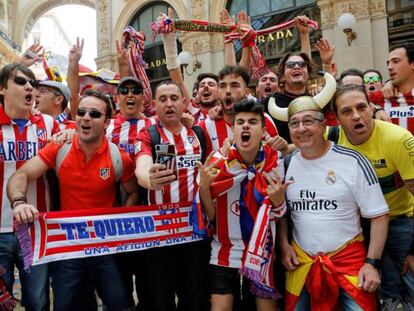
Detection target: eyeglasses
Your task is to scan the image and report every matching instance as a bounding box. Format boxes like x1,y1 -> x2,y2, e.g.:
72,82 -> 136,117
119,86 -> 142,95
363,76 -> 381,84
76,107 -> 104,119
285,61 -> 307,69
38,87 -> 60,96
288,117 -> 324,129
12,76 -> 39,87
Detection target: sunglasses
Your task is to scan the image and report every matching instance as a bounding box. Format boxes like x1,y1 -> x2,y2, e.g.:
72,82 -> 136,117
76,108 -> 104,119
13,76 -> 39,87
285,61 -> 307,69
119,86 -> 142,95
363,76 -> 381,84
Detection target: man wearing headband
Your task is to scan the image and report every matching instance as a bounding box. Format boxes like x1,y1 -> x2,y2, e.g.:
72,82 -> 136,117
278,94 -> 389,310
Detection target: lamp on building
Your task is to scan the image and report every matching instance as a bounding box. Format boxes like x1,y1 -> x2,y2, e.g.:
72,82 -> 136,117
178,50 -> 202,76
337,12 -> 357,46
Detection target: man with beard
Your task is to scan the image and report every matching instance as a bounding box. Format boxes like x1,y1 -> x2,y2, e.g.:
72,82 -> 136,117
199,66 -> 284,155
256,70 -> 279,100
261,52 -> 312,143
370,43 -> 414,134
187,73 -> 220,125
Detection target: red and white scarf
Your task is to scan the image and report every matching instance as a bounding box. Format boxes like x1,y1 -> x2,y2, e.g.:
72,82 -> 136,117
209,144 -> 286,298
122,27 -> 155,117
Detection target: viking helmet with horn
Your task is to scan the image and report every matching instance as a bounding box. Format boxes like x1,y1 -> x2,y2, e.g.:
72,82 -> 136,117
268,71 -> 337,121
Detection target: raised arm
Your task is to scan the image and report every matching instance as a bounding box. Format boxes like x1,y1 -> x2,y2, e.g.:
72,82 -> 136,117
295,16 -> 311,59
221,9 -> 237,66
116,39 -> 131,78
315,38 -> 336,76
67,37 -> 84,119
237,10 -> 252,70
19,44 -> 43,68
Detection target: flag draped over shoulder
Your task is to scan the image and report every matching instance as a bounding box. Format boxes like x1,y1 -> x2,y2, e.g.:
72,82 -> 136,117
16,203 -> 202,268
199,144 -> 286,298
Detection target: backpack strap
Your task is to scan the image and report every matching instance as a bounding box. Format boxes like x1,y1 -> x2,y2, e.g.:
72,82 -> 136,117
283,153 -> 293,172
327,126 -> 340,143
191,125 -> 206,163
147,124 -> 161,160
55,143 -> 72,175
55,141 -> 123,182
108,142 -> 123,182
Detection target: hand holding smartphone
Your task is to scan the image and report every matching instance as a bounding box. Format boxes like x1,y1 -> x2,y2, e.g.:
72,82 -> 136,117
155,144 -> 177,180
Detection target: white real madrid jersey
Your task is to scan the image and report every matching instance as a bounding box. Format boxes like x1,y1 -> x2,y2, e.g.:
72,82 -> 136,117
285,143 -> 389,255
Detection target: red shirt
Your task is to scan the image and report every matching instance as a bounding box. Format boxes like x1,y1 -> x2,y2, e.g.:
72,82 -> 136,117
38,135 -> 134,211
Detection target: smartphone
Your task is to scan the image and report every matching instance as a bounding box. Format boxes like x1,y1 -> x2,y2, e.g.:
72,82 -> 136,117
155,144 -> 177,180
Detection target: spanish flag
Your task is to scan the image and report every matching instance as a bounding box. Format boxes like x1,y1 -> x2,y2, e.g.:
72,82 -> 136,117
285,236 -> 377,311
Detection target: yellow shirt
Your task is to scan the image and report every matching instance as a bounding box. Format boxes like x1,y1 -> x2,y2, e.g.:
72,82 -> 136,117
326,120 -> 414,218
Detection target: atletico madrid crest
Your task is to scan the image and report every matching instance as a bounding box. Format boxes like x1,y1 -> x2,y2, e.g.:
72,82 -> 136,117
100,168 -> 110,180
188,136 -> 199,148
36,129 -> 47,141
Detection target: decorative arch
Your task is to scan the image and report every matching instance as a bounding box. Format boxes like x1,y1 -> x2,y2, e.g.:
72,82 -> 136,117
14,0 -> 95,47
112,0 -> 187,44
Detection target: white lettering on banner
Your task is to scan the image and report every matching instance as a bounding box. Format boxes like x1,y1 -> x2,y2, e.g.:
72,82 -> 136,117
28,203 -> 203,266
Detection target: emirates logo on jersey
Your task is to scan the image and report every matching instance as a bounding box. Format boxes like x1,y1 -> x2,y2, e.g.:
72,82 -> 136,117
100,168 -> 110,180
188,136 -> 199,148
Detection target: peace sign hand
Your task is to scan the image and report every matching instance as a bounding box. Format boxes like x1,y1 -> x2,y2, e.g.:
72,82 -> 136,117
264,168 -> 293,207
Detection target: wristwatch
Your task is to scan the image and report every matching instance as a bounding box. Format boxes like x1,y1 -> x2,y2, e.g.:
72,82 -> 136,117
365,257 -> 381,269
372,105 -> 384,118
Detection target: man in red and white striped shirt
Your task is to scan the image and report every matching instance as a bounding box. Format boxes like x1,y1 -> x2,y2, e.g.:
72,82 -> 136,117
370,43 -> 414,134
199,66 -> 285,155
135,81 -> 209,311
106,77 -> 156,157
0,63 -> 59,310
187,73 -> 219,125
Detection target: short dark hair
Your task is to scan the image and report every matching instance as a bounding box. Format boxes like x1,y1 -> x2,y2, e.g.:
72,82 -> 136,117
338,68 -> 363,85
277,52 -> 313,82
332,84 -> 370,115
362,69 -> 383,82
390,42 -> 414,64
0,63 -> 35,104
197,72 -> 219,84
218,66 -> 250,87
232,99 -> 265,127
78,89 -> 113,119
154,80 -> 183,98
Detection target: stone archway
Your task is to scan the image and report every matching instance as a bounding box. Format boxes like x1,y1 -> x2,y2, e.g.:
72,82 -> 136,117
13,0 -> 95,47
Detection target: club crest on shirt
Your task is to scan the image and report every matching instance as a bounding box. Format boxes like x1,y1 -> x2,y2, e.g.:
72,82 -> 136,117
325,170 -> 336,185
188,136 -> 199,148
36,129 -> 47,141
100,168 -> 110,180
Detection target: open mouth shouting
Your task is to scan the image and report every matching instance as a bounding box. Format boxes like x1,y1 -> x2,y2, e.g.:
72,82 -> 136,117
240,131 -> 251,147
353,122 -> 366,134
126,99 -> 135,108
24,93 -> 33,105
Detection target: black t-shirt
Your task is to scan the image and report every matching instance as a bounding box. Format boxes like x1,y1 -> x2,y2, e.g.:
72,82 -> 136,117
260,92 -> 307,143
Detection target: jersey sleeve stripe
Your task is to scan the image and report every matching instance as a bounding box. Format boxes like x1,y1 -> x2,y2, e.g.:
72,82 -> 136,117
332,144 -> 378,186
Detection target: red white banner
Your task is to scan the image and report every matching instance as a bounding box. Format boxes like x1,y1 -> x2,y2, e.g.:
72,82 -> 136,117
28,202 -> 202,265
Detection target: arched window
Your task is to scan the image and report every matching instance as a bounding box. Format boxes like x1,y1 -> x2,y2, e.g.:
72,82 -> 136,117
128,2 -> 180,86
